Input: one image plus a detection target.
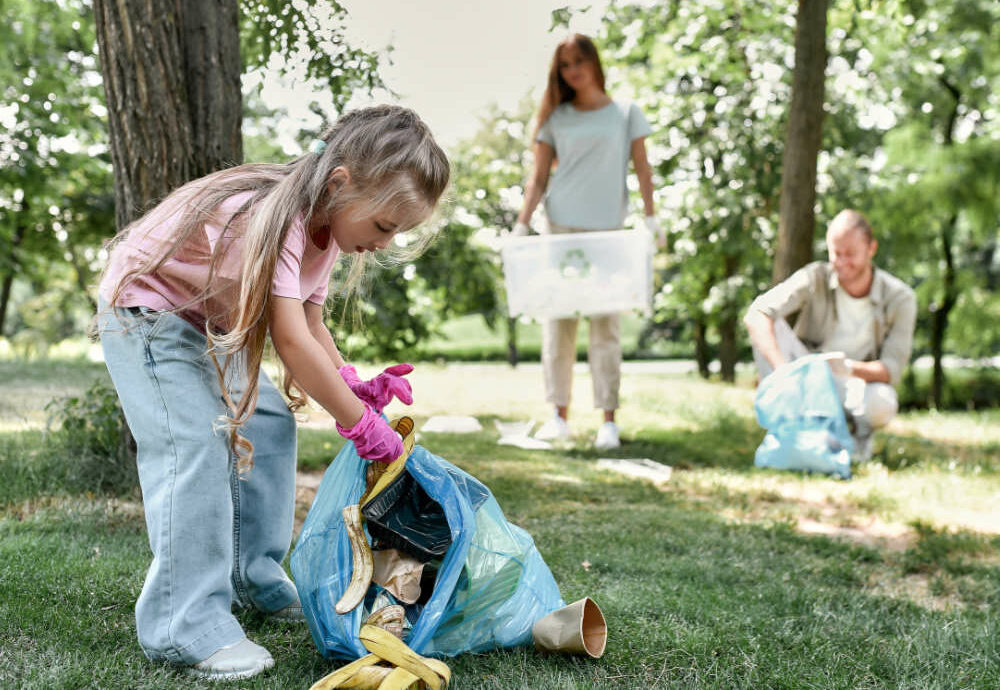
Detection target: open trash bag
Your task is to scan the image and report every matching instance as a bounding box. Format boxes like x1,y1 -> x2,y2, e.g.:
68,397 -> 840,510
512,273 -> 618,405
753,354 -> 854,480
291,418 -> 565,659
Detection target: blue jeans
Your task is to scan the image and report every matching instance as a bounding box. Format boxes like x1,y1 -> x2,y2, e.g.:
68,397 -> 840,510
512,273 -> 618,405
97,301 -> 298,664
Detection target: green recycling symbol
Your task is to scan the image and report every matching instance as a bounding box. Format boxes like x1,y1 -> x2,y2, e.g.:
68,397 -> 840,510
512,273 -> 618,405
559,248 -> 592,279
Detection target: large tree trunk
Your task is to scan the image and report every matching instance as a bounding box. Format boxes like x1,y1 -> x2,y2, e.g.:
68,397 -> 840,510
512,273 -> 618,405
93,0 -> 242,229
92,0 -> 242,457
772,0 -> 829,283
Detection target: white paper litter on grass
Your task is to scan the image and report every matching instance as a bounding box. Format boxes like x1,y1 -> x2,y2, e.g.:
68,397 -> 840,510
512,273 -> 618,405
421,415 -> 483,433
495,419 -> 552,450
596,458 -> 672,484
498,436 -> 553,450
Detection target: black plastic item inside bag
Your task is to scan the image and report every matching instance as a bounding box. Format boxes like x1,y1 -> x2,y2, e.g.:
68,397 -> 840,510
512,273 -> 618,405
362,470 -> 451,563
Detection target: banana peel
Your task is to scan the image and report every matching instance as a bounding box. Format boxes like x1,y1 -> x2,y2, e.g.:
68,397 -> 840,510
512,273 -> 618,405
334,504 -> 374,614
308,626 -> 450,690
360,417 -> 415,506
359,625 -> 444,690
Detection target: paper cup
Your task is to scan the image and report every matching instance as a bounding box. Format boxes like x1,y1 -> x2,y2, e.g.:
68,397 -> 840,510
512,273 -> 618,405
531,597 -> 607,659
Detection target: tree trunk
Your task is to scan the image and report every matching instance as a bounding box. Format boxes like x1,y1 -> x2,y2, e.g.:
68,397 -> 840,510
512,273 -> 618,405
717,314 -> 737,383
694,317 -> 711,379
92,0 -> 242,458
772,0 -> 829,284
0,221 -> 27,337
928,76 -> 962,408
930,216 -> 958,408
718,256 -> 740,383
93,0 -> 242,229
505,315 -> 519,367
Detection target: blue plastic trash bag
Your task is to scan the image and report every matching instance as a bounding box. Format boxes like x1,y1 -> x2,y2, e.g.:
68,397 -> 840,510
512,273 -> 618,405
753,354 -> 854,480
290,429 -> 565,660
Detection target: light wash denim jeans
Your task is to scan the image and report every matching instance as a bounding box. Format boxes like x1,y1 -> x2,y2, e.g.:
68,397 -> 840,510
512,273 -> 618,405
97,300 -> 298,664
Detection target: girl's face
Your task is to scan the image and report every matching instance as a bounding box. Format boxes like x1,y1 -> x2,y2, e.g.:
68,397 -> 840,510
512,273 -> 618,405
558,43 -> 596,92
329,204 -> 415,255
318,169 -> 428,255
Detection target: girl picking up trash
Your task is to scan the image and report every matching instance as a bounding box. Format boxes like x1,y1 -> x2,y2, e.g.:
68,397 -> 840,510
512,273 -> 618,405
96,105 -> 449,680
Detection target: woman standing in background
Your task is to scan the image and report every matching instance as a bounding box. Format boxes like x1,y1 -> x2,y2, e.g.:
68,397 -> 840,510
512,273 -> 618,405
513,33 -> 661,449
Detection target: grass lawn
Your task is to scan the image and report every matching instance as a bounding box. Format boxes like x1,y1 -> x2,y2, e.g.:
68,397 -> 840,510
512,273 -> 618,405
1,358 -> 998,688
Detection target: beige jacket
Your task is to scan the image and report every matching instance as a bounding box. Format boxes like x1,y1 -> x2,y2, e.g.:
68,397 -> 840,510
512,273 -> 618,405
747,261 -> 917,386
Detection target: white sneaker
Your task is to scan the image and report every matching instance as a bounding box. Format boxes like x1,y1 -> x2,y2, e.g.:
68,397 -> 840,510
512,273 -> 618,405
269,598 -> 306,622
594,422 -> 621,450
535,414 -> 571,441
188,638 -> 274,680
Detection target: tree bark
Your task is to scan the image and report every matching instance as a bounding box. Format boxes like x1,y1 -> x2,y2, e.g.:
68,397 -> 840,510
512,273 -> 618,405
0,220 -> 27,337
93,0 -> 242,229
929,76 -> 963,408
694,317 -> 711,379
505,315 -> 519,367
772,0 -> 829,284
930,213 -> 957,408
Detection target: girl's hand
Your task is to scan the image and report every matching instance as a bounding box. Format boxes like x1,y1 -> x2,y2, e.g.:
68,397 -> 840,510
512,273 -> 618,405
336,405 -> 404,463
338,363 -> 414,412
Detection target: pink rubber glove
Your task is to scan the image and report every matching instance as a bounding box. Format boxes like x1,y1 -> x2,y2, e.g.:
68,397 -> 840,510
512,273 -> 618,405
336,405 -> 404,463
338,363 -> 414,412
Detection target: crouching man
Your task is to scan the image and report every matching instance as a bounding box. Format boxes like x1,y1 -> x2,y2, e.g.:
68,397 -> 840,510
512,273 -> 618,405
744,210 -> 917,461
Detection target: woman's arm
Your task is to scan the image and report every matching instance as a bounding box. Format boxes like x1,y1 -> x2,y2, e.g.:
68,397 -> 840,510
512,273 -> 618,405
630,137 -> 655,217
270,296 -> 363,427
516,141 -> 556,226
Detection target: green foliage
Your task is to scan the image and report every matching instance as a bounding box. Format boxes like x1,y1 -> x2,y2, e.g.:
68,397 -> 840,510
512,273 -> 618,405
601,2 -> 789,363
240,0 -> 383,113
0,0 -> 114,337
45,379 -> 137,495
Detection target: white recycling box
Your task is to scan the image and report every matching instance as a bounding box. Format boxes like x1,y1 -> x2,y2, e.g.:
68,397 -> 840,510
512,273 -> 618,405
500,229 -> 653,319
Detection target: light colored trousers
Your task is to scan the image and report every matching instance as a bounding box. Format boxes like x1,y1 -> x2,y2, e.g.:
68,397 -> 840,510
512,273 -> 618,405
753,319 -> 899,430
98,301 -> 298,664
542,221 -> 622,411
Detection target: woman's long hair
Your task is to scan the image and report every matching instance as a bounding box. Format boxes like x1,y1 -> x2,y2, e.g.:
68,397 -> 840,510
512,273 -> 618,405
102,105 -> 450,472
534,33 -> 607,135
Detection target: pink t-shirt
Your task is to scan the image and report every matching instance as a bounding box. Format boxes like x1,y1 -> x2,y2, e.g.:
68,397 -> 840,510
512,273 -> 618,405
99,191 -> 340,331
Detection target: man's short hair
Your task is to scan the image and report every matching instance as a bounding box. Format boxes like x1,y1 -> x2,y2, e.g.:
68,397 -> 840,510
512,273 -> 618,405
828,209 -> 873,243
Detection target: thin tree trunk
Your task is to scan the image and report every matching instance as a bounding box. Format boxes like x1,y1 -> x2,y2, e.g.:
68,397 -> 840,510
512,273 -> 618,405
694,318 -> 711,379
0,221 -> 27,336
930,213 -> 958,408
506,315 -> 519,367
929,76 -> 963,408
718,315 -> 737,383
773,0 -> 829,283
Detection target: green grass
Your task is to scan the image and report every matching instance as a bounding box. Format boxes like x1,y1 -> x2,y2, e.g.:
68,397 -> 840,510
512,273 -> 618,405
2,359 -> 999,688
413,313 -> 693,362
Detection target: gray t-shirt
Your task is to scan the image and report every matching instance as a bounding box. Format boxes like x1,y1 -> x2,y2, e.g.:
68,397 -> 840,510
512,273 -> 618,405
536,100 -> 652,230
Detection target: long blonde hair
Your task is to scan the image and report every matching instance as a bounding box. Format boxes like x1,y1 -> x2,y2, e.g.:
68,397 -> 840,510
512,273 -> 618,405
535,33 -> 607,135
103,105 -> 450,472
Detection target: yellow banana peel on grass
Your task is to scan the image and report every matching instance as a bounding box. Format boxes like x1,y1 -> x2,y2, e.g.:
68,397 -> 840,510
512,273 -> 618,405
308,625 -> 450,690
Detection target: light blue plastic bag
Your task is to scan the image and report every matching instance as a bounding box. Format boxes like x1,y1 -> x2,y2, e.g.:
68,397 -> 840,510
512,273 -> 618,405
290,436 -> 565,660
753,354 -> 854,480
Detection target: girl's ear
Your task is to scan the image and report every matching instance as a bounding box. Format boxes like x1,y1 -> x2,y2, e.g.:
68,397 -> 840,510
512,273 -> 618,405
327,166 -> 351,194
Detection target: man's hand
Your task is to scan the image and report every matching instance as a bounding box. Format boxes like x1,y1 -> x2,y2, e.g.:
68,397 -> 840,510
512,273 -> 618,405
820,351 -> 852,378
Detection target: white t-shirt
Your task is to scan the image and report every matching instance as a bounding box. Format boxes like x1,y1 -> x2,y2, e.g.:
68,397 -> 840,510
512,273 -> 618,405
821,287 -> 876,361
536,100 -> 652,230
